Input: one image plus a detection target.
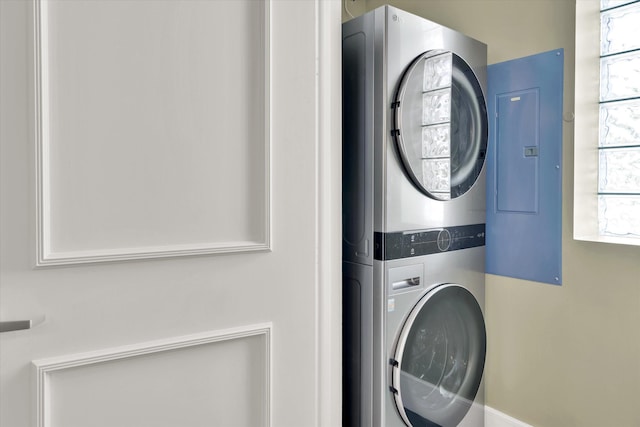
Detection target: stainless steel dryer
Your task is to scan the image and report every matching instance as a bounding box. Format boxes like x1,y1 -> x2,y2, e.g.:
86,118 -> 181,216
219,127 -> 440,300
342,5 -> 488,427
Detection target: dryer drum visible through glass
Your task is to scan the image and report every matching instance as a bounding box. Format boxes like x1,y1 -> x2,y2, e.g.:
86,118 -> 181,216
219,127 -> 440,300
391,284 -> 486,427
392,50 -> 488,200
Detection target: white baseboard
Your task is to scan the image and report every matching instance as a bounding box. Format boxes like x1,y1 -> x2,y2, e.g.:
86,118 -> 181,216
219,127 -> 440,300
485,406 -> 533,427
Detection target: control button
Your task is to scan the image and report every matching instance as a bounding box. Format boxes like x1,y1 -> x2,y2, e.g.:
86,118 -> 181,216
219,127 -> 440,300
437,229 -> 451,251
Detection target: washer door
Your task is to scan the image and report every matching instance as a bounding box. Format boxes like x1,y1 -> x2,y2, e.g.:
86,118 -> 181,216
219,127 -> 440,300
391,284 -> 486,427
392,51 -> 488,200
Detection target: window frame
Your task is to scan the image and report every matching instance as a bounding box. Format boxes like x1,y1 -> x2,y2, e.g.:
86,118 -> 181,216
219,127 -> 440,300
574,0 -> 640,246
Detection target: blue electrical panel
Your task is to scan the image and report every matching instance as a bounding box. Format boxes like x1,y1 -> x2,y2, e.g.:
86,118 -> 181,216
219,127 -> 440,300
486,49 -> 563,285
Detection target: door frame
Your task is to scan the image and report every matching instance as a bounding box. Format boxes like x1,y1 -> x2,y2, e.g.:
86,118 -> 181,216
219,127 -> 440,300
311,0 -> 342,425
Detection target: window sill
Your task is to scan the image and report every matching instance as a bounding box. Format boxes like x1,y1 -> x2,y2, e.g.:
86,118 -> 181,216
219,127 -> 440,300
573,233 -> 640,246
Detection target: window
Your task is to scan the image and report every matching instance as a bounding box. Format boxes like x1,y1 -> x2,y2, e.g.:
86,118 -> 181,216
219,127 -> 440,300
598,0 -> 640,238
575,0 -> 640,245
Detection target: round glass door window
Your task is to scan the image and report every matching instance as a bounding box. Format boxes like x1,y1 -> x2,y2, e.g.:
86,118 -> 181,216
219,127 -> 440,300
391,284 -> 486,427
392,50 -> 488,200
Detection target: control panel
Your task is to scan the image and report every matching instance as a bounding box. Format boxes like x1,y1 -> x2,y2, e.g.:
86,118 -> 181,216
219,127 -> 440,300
374,224 -> 485,261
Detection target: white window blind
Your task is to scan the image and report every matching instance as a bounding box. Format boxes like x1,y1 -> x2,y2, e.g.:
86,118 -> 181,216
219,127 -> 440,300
598,0 -> 640,238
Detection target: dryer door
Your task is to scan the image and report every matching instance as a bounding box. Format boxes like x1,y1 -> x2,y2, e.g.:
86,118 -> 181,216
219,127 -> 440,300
391,284 -> 486,427
392,51 -> 488,200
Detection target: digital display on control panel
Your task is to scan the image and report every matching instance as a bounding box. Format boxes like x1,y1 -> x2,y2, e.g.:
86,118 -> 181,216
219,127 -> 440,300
374,224 -> 485,261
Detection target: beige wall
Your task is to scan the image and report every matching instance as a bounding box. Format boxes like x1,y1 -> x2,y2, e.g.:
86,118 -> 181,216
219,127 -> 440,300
345,0 -> 640,425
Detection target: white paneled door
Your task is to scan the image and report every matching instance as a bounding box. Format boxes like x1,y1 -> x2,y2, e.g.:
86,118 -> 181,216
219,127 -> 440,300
0,1 -> 341,426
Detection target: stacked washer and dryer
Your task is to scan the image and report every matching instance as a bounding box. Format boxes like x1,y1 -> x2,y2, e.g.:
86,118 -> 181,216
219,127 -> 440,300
342,6 -> 488,427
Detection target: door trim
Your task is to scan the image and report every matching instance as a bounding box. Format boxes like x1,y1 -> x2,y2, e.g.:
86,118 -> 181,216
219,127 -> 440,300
32,323 -> 272,427
32,0 -> 273,266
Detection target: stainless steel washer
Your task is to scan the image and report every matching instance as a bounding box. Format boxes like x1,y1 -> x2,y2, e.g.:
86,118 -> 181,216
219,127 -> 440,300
342,6 -> 488,427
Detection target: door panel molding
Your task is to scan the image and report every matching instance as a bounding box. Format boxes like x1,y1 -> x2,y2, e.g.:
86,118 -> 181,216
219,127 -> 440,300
32,323 -> 272,427
32,0 -> 272,266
